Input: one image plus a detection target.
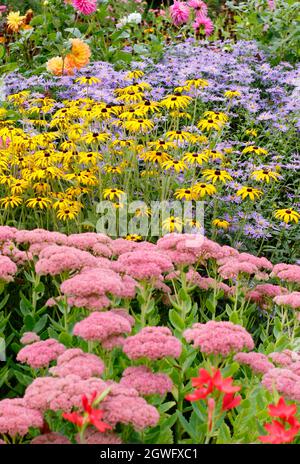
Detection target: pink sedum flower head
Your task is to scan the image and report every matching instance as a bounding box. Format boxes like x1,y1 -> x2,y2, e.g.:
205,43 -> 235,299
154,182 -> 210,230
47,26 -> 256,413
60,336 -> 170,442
102,335 -> 126,350
120,366 -> 173,396
100,383 -> 160,431
262,368 -> 300,402
49,348 -> 105,379
271,263 -> 300,284
24,375 -> 107,412
0,398 -> 43,437
17,339 -> 66,369
184,321 -> 254,356
73,310 -> 134,342
71,0 -> 97,15
0,255 -> 17,283
270,350 -> 300,367
169,1 -> 190,26
60,268 -> 137,310
20,332 -> 40,345
76,429 -> 122,444
35,245 -> 98,276
15,228 -> 67,246
112,249 -> 173,280
0,226 -> 17,243
123,326 -> 182,360
31,432 -> 71,444
234,352 -> 274,374
247,284 -> 287,309
274,292 -> 300,309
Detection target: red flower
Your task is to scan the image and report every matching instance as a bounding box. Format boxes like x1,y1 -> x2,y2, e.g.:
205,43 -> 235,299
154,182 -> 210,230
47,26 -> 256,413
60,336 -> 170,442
268,397 -> 297,422
259,419 -> 300,444
222,392 -> 241,411
62,391 -> 112,433
185,368 -> 240,402
62,411 -> 84,427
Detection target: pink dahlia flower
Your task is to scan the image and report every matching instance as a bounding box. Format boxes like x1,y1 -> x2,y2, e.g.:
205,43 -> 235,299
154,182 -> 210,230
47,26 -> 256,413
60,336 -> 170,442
120,366 -> 173,396
0,398 -> 43,437
188,0 -> 208,14
184,321 -> 254,356
169,1 -> 190,26
123,326 -> 182,360
49,348 -> 105,379
192,13 -> 214,36
17,339 -> 66,369
71,0 -> 97,15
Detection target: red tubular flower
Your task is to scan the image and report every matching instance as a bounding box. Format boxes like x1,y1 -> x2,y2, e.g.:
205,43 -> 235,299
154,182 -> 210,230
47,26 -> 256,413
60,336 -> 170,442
268,397 -> 297,421
185,368 -> 240,402
259,419 -> 300,444
63,391 -> 112,433
259,396 -> 300,444
62,411 -> 85,427
211,370 -> 241,394
222,393 -> 241,411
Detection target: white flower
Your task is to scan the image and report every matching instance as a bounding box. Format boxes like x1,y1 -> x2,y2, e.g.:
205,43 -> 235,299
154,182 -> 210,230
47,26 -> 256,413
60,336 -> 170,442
127,12 -> 142,24
116,16 -> 128,28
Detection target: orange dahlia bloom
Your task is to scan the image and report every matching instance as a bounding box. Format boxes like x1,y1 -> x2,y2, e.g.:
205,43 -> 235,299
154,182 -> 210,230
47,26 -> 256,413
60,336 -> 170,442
46,56 -> 75,76
67,38 -> 91,69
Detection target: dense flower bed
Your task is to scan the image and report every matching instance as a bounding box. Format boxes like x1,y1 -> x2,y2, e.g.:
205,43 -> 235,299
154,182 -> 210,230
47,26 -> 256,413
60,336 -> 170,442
0,0 -> 299,446
0,226 -> 300,443
0,40 -> 299,262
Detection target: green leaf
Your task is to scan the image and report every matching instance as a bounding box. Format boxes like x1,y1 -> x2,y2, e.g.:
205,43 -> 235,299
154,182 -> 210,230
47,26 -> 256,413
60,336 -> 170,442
24,314 -> 35,331
0,45 -> 5,60
216,423 -> 232,444
0,294 -> 9,311
14,370 -> 33,387
176,411 -> 198,441
0,63 -> 19,74
33,314 -> 48,333
0,337 -> 6,361
158,401 -> 176,414
229,310 -> 242,324
168,309 -> 185,331
205,299 -> 215,314
58,332 -> 73,346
